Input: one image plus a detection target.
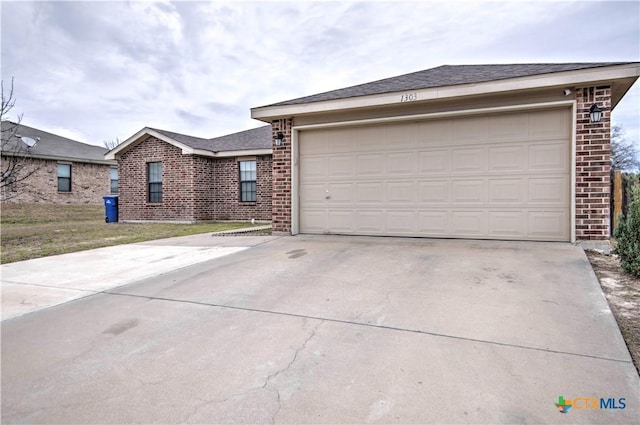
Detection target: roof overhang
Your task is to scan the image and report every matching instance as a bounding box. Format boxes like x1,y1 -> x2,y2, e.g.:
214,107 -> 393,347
105,128 -> 272,160
1,151 -> 116,165
251,63 -> 640,121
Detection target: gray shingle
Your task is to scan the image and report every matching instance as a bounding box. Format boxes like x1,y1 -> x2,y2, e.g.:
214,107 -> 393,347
263,62 -> 635,107
1,120 -> 114,164
151,125 -> 272,153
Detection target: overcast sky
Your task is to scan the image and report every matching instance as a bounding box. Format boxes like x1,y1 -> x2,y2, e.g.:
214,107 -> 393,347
2,1 -> 639,148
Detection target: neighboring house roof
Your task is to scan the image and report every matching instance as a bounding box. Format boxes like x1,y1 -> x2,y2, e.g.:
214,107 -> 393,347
106,125 -> 272,160
251,62 -> 640,121
1,121 -> 115,165
264,62 -> 636,106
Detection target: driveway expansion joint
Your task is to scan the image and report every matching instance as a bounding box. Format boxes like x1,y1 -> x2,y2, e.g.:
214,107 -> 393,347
102,290 -> 632,365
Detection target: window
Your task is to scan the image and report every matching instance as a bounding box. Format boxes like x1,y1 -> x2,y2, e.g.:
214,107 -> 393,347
239,160 -> 256,202
57,163 -> 71,192
147,162 -> 162,203
110,167 -> 118,194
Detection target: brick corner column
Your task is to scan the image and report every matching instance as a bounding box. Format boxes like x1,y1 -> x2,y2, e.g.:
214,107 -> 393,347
575,86 -> 612,241
271,118 -> 293,233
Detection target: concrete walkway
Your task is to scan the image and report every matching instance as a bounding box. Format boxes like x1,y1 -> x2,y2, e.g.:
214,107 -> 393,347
0,233 -> 279,321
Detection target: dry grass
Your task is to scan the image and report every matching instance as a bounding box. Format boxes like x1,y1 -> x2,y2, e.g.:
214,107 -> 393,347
587,250 -> 640,376
0,204 -> 259,264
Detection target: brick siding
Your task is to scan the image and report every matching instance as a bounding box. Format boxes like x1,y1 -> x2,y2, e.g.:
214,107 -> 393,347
118,136 -> 271,222
271,118 -> 293,232
0,156 -> 113,205
575,85 -> 612,240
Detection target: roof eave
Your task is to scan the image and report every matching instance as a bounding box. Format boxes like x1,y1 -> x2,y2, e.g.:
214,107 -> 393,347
251,63 -> 640,121
105,128 -> 198,160
3,151 -> 116,165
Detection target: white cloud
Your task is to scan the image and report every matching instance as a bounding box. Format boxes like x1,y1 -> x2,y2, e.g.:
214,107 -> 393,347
1,0 -> 638,146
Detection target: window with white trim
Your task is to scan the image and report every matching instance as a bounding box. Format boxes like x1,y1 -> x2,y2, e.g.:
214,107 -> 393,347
239,160 -> 256,202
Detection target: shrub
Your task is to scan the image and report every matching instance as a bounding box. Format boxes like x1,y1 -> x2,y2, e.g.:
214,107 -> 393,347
615,185 -> 640,277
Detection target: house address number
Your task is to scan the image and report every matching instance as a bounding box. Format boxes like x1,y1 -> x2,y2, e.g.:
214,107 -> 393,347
400,92 -> 418,102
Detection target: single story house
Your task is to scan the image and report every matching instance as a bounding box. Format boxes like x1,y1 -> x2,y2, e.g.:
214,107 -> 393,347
251,62 -> 640,242
1,121 -> 117,204
105,125 -> 272,222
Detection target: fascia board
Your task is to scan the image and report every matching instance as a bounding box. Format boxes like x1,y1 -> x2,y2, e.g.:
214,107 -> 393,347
210,148 -> 272,158
251,63 -> 640,120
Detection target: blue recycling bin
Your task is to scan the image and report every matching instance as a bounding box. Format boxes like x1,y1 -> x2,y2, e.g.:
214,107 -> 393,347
103,195 -> 119,223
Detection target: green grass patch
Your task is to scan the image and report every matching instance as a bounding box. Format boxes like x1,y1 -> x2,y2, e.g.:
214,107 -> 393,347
1,204 -> 260,264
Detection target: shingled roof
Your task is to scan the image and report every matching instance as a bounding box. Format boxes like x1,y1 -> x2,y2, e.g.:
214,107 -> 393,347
265,62 -> 635,107
151,125 -> 272,153
1,120 -> 114,164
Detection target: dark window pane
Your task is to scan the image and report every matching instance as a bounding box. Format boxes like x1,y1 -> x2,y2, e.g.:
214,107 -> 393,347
58,177 -> 71,192
110,180 -> 118,194
148,183 -> 162,203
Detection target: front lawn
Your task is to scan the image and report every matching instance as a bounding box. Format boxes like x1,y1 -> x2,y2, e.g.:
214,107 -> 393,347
0,204 -> 259,264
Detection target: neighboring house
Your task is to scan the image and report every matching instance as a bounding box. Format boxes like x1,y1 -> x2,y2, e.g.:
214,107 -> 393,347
251,62 -> 640,242
105,125 -> 272,223
1,121 -> 117,204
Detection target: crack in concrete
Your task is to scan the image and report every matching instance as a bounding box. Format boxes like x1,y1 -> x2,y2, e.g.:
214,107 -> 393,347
178,321 -> 323,424
263,320 -> 324,424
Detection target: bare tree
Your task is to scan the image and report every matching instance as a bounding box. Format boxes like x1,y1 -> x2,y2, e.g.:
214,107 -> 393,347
612,124 -> 640,172
1,79 -> 39,201
103,137 -> 121,150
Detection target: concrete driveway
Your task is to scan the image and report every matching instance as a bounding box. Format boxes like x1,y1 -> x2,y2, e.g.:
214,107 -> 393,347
2,235 -> 638,424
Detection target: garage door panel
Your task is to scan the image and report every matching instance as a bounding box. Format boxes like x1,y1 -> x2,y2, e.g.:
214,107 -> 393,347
386,181 -> 416,203
528,142 -> 568,171
387,152 -> 416,175
300,183 -> 326,203
452,211 -> 488,235
388,122 -> 420,149
387,211 -> 417,233
326,129 -> 356,152
299,108 -> 571,241
300,130 -> 329,154
327,183 -> 353,203
356,182 -> 384,203
356,126 -> 387,150
452,180 -> 487,203
488,146 -> 526,171
488,211 -> 526,237
489,179 -> 525,203
528,177 -> 568,204
489,113 -> 529,140
356,210 -> 385,233
418,181 -> 449,203
300,157 -> 327,179
419,150 -> 450,173
452,148 -> 487,172
453,116 -> 489,141
328,155 -> 354,177
529,109 -> 570,139
300,209 -> 326,233
528,211 -> 568,240
419,120 -> 452,143
327,210 -> 355,232
357,154 -> 385,176
418,211 -> 449,234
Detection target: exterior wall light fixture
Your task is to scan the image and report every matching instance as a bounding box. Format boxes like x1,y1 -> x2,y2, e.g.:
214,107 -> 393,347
589,104 -> 602,123
275,132 -> 285,146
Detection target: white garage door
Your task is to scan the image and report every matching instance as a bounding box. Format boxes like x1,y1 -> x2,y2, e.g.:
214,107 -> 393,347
298,108 -> 571,241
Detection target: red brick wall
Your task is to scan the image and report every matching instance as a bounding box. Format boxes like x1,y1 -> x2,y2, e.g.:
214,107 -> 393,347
118,136 -> 271,222
575,86 -> 612,240
213,156 -> 272,221
0,156 -> 113,205
271,118 -> 293,233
